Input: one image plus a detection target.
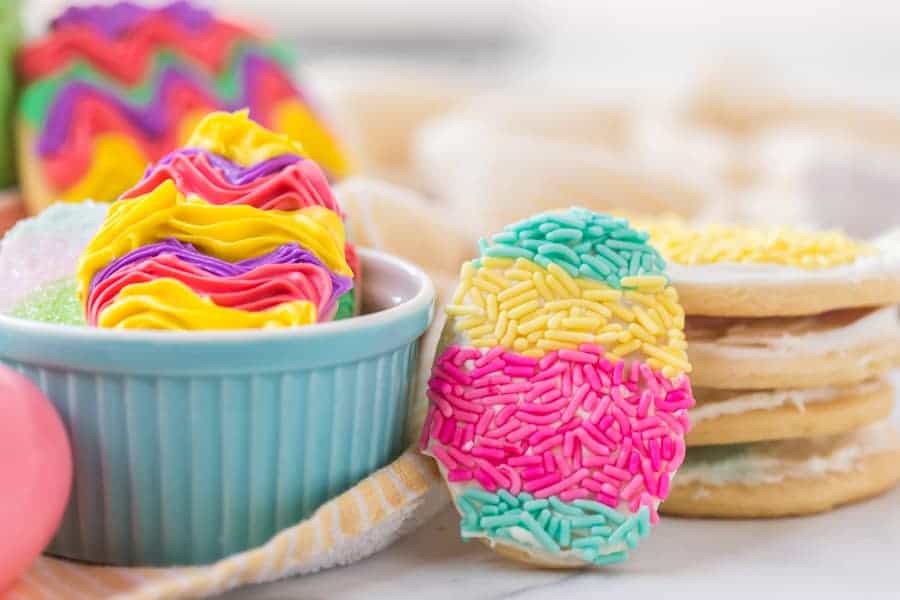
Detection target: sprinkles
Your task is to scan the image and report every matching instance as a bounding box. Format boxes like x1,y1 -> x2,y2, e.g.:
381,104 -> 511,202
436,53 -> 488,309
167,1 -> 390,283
477,208 -> 668,288
459,488 -> 650,565
422,345 -> 690,514
422,208 -> 696,566
448,257 -> 689,375
636,217 -> 873,269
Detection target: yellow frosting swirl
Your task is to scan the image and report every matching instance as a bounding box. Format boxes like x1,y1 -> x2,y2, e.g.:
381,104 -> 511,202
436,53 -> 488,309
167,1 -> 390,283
635,216 -> 874,269
60,134 -> 149,203
97,279 -> 318,329
272,99 -> 353,179
77,180 -> 351,301
185,110 -> 307,166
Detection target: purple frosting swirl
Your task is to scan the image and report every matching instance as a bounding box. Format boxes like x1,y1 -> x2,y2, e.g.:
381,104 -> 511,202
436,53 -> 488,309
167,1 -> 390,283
37,52 -> 289,156
146,148 -> 302,186
89,239 -> 353,310
51,1 -> 213,38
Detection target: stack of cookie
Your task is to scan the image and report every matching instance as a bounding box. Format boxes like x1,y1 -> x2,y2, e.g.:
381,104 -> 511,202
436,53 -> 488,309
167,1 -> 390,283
638,218 -> 900,517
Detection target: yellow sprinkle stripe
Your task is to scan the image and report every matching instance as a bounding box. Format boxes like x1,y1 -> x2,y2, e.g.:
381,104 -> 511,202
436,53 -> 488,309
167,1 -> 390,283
635,217 -> 873,269
447,257 -> 690,377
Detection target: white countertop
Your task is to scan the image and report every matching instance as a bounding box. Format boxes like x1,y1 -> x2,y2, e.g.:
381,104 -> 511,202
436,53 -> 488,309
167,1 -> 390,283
222,374 -> 900,599
222,448 -> 900,599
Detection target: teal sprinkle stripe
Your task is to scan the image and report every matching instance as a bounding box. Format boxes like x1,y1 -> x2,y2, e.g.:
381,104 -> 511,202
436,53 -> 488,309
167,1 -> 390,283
457,487 -> 651,566
474,207 -> 667,289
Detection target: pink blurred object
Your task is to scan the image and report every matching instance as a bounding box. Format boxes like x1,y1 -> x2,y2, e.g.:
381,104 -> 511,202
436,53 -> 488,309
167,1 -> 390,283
0,366 -> 72,592
0,188 -> 25,236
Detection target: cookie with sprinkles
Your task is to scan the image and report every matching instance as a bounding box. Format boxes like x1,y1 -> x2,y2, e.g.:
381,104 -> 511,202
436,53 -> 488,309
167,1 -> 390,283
419,207 -> 695,568
637,218 -> 900,317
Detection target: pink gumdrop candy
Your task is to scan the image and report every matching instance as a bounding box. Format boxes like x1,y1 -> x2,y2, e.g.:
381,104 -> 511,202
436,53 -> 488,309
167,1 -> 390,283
0,367 -> 72,592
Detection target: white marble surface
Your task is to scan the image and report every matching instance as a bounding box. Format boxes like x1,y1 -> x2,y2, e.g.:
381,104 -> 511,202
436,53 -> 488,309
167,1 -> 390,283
223,459 -> 900,599
221,382 -> 900,599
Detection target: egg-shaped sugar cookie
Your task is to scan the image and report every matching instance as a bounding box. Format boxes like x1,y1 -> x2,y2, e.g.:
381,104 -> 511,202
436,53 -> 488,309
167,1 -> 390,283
420,207 -> 695,567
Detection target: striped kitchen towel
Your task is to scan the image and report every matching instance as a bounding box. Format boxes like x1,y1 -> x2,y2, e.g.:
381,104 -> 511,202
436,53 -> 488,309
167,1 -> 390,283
1,449 -> 444,600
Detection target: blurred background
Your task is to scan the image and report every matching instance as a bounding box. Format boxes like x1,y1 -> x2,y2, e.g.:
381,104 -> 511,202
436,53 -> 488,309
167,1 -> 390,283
24,0 -> 900,99
16,0 -> 900,238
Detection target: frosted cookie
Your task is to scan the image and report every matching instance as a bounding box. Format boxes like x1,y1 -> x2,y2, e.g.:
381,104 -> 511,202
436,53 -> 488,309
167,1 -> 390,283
685,306 -> 900,389
687,379 -> 894,446
718,127 -> 900,234
420,208 -> 695,568
685,69 -> 900,148
17,1 -> 351,214
75,111 -> 354,330
314,61 -> 477,187
636,218 -> 900,317
334,177 -> 473,279
414,96 -> 711,236
663,422 -> 900,517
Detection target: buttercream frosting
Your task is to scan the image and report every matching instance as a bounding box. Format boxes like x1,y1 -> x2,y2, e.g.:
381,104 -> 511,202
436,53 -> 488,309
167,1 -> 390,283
22,4 -> 255,83
123,149 -> 341,213
52,1 -> 213,38
691,380 -> 884,423
675,422 -> 900,486
96,278 -> 317,330
686,305 -> 900,358
74,110 -> 355,331
18,1 -> 352,204
87,240 -> 351,324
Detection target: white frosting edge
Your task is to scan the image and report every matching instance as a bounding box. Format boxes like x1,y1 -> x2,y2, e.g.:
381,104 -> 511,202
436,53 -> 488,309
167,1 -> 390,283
688,304 -> 900,357
674,422 -> 900,487
690,380 -> 884,424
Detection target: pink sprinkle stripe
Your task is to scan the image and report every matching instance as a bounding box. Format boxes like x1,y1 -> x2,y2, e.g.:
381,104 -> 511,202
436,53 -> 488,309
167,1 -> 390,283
422,344 -> 694,513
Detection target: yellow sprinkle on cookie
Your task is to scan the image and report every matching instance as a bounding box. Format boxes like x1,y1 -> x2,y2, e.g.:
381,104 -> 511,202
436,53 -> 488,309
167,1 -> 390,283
635,217 -> 874,269
449,257 -> 690,376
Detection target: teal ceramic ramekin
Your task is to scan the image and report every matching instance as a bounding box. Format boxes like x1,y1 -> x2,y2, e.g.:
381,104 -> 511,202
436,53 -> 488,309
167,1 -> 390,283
0,249 -> 434,566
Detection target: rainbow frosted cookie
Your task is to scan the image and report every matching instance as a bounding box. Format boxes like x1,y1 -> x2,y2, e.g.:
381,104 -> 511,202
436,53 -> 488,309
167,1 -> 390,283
75,111 -> 355,330
17,1 -> 351,214
420,207 -> 695,567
